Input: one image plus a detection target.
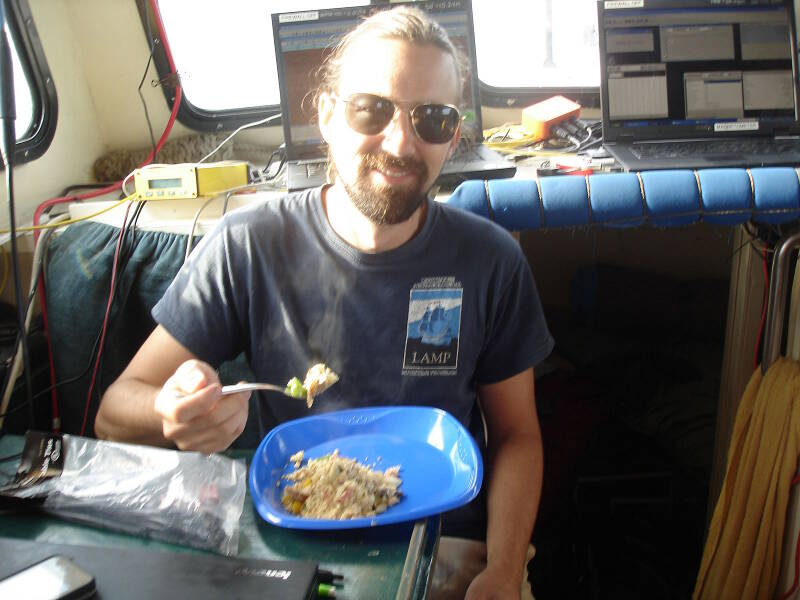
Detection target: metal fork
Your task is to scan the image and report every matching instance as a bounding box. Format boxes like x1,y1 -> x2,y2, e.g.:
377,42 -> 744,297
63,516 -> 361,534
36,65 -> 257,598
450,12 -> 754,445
220,382 -> 298,397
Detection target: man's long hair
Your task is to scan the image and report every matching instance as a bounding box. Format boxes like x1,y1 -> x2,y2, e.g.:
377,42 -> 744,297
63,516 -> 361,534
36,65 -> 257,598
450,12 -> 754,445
316,5 -> 468,100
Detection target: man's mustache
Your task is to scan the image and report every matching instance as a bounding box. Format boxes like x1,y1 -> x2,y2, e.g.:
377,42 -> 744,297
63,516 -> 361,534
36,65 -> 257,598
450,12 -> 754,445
361,152 -> 427,179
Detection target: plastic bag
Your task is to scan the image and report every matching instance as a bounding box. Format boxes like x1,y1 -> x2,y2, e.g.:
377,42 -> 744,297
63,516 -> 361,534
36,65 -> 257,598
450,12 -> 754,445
0,431 -> 247,555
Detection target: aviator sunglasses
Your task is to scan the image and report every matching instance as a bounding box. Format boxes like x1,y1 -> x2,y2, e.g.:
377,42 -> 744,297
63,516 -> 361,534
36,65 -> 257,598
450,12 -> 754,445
336,92 -> 461,144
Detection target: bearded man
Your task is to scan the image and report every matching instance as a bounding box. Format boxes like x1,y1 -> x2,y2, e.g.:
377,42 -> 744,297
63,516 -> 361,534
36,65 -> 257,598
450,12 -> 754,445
97,7 -> 553,599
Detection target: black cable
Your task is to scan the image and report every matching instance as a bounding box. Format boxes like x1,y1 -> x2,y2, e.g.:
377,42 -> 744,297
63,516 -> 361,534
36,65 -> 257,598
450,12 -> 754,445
10,201 -> 146,422
20,328 -> 104,406
578,138 -> 603,151
0,202 -> 141,425
138,0 -> 158,162
93,200 -> 146,396
0,451 -> 20,462
0,397 -> 29,419
265,156 -> 287,181
261,149 -> 279,174
0,58 -> 34,435
0,225 -> 57,425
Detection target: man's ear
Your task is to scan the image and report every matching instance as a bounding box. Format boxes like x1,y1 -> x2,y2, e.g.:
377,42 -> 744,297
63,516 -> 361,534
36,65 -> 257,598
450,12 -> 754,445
318,91 -> 335,144
446,125 -> 462,160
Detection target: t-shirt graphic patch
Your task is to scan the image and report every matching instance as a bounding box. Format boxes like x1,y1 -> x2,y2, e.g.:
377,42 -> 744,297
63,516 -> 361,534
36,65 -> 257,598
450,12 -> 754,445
403,278 -> 462,375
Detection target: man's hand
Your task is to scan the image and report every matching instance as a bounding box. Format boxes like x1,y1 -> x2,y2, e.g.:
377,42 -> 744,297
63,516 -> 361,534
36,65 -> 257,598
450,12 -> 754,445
465,564 -> 522,600
154,360 -> 249,453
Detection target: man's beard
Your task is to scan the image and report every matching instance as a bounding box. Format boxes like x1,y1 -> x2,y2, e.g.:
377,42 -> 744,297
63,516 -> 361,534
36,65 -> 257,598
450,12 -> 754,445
331,151 -> 429,225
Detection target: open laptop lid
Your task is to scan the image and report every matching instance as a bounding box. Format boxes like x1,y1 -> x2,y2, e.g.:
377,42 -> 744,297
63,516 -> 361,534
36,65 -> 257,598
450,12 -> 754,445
597,0 -> 800,146
271,0 -> 485,164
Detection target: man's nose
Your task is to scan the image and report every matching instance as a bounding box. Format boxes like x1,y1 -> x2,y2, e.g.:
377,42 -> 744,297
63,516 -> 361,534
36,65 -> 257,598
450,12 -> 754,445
380,109 -> 417,156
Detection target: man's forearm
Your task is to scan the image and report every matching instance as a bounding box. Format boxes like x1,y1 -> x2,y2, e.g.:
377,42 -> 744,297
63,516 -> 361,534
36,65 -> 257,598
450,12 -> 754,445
484,431 -> 543,583
95,379 -> 170,447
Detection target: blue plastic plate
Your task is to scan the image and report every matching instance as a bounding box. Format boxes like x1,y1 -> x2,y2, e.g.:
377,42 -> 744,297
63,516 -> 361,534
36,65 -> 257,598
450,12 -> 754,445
249,406 -> 483,529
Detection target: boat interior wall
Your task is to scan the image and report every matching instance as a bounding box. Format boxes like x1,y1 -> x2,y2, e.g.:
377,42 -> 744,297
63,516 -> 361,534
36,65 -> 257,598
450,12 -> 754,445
0,0 -> 282,231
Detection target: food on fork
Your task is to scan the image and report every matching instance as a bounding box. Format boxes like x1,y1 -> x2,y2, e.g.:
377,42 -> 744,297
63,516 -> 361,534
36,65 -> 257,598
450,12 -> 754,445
303,363 -> 339,407
284,363 -> 339,408
284,377 -> 307,400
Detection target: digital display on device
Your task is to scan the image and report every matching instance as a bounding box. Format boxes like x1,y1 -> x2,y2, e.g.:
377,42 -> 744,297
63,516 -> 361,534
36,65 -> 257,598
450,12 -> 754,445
148,177 -> 183,189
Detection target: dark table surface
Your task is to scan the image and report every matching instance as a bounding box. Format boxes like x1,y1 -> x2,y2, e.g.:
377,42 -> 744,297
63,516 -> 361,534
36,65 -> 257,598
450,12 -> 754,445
0,434 -> 439,600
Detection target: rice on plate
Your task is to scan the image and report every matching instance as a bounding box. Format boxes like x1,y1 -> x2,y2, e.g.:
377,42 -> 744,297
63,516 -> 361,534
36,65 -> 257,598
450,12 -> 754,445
280,449 -> 402,519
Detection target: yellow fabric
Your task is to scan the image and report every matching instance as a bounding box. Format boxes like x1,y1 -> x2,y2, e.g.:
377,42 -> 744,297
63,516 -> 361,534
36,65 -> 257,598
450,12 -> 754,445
694,357 -> 800,600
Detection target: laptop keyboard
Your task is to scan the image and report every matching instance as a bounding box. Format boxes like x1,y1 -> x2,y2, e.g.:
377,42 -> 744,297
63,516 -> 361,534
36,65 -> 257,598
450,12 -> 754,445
450,145 -> 483,162
630,138 -> 800,159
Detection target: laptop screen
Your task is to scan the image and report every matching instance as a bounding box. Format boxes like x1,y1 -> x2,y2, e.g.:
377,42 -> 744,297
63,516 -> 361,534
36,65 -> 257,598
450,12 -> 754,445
597,0 -> 800,143
271,0 -> 483,162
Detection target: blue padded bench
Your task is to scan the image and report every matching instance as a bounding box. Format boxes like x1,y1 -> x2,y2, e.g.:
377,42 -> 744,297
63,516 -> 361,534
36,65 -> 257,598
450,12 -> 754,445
445,167 -> 800,230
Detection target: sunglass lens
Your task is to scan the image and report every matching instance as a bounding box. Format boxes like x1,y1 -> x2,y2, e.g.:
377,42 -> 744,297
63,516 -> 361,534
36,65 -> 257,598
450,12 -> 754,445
344,93 -> 395,135
412,104 -> 460,144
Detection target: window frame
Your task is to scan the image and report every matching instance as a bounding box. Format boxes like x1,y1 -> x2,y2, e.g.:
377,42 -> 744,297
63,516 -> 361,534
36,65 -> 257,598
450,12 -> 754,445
137,0 -> 279,133
141,0 -> 601,130
480,84 -> 600,110
5,0 -> 57,165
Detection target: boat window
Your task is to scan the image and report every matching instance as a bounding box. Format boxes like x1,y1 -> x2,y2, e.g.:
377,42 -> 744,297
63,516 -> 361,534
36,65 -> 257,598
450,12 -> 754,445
145,0 -> 601,130
2,0 -> 57,165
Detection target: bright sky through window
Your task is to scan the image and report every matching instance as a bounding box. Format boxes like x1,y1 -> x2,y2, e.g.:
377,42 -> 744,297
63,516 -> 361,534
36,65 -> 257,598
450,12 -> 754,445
6,24 -> 33,141
473,0 -> 599,88
156,0 -> 599,113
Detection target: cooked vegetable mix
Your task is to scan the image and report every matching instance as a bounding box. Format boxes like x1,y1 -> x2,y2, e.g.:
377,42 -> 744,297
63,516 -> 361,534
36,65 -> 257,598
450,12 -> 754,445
284,377 -> 307,399
281,449 -> 402,519
284,363 -> 339,407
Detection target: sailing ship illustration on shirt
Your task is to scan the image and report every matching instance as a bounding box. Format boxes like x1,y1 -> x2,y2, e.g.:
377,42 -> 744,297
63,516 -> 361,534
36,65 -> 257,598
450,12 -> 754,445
417,302 -> 455,346
404,284 -> 462,372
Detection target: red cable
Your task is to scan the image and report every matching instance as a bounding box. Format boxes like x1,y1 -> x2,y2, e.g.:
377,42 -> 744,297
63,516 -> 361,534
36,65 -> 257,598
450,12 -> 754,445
37,0 -> 181,431
36,277 -> 58,430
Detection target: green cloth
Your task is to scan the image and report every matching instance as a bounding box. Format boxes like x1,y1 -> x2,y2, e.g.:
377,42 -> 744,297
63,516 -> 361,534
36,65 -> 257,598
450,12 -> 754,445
44,222 -> 255,444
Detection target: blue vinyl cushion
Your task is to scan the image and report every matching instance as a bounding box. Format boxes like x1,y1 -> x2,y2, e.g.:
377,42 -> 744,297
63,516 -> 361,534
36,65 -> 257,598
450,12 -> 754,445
487,179 -> 542,230
539,176 -> 590,227
640,170 -> 699,227
446,166 -> 800,230
752,168 -> 800,224
696,169 -> 753,225
588,173 -> 644,227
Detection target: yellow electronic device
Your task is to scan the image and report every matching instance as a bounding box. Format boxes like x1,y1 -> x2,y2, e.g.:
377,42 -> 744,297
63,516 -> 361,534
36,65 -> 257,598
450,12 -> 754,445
132,161 -> 249,200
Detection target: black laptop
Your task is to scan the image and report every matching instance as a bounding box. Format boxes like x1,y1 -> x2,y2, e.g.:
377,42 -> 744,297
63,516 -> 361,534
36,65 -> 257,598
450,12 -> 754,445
271,0 -> 516,191
0,537 -> 319,600
597,0 -> 800,171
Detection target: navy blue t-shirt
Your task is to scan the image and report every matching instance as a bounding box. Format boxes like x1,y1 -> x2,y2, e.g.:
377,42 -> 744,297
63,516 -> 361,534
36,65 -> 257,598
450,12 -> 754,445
153,186 -> 554,437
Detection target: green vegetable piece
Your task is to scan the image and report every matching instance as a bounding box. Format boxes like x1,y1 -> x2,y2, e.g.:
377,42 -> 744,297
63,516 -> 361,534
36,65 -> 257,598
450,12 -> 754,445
285,377 -> 307,399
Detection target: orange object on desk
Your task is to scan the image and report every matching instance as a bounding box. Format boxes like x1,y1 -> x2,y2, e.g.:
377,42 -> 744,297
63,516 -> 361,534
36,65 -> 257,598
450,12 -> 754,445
521,95 -> 582,141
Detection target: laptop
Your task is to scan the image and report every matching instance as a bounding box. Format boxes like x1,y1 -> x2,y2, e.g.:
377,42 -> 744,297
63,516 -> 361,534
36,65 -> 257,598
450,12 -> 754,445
0,537 -> 319,600
597,0 -> 800,171
271,0 -> 516,191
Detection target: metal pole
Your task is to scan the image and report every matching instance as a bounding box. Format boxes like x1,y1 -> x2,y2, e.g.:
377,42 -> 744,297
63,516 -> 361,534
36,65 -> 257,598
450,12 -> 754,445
762,231 -> 800,372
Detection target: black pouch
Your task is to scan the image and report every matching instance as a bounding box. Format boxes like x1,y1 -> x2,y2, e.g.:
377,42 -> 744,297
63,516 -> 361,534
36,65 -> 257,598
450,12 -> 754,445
0,430 -> 64,507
